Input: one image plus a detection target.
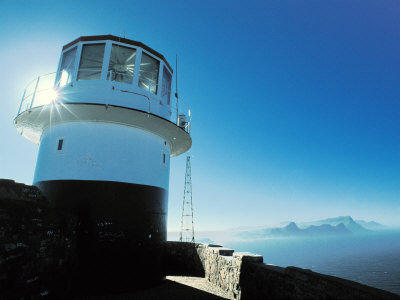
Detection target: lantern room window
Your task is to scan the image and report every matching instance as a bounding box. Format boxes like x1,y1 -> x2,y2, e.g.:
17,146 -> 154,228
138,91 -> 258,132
138,52 -> 159,94
58,47 -> 77,86
107,44 -> 136,83
161,66 -> 172,105
77,44 -> 105,81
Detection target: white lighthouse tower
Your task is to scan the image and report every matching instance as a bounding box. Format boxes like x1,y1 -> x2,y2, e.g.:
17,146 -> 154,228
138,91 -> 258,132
14,35 -> 191,293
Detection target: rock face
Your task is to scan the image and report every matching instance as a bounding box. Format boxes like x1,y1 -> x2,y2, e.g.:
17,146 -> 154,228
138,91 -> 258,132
0,179 -> 77,299
0,179 -> 164,298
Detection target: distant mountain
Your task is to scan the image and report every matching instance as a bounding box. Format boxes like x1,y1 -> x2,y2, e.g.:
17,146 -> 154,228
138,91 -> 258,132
302,223 -> 351,236
355,220 -> 385,230
269,222 -> 301,235
298,216 -> 370,233
235,221 -> 352,239
231,216 -> 381,240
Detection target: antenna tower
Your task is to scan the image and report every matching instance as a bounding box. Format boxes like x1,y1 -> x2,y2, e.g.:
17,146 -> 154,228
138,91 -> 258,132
180,156 -> 194,242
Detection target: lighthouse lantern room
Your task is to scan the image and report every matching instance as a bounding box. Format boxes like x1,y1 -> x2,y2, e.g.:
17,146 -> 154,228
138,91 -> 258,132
14,35 -> 191,293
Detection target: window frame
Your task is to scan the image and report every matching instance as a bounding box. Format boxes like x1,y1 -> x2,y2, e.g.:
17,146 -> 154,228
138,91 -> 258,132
161,65 -> 173,106
138,50 -> 161,96
56,46 -> 78,87
55,137 -> 65,155
77,42 -> 106,81
106,43 -> 138,85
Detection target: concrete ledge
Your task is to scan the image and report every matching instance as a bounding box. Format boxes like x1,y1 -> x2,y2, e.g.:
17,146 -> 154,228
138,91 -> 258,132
211,247 -> 234,256
233,252 -> 263,263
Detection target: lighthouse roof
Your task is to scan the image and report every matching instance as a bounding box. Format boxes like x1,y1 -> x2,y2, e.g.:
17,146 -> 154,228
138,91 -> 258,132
63,35 -> 173,72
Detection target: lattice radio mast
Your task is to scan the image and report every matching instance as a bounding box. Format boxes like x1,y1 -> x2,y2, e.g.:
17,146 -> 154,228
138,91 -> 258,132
180,156 -> 194,242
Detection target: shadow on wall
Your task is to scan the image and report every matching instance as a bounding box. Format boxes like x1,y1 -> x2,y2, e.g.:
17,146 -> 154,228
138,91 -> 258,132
163,241 -> 205,277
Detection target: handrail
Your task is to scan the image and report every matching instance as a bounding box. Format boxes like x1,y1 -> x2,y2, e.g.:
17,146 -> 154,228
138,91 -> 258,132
17,72 -> 191,134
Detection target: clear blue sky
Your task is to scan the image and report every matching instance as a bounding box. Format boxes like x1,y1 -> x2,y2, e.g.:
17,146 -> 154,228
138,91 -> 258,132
0,0 -> 399,230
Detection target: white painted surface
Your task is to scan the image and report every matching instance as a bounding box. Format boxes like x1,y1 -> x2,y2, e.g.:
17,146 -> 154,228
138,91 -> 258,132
57,81 -> 172,120
33,121 -> 171,190
14,103 -> 191,157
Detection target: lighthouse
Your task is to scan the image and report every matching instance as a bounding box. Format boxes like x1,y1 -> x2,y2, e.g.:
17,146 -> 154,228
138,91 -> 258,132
14,35 -> 191,293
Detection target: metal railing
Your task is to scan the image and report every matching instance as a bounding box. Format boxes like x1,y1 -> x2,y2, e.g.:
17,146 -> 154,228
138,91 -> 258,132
18,73 -> 57,115
17,72 -> 191,133
171,99 -> 192,134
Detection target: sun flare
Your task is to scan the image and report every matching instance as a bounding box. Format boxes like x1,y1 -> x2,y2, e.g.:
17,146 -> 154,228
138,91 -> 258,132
34,88 -> 58,107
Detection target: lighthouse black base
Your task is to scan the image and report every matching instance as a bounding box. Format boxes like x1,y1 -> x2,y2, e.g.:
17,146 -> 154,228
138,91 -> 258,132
35,179 -> 167,295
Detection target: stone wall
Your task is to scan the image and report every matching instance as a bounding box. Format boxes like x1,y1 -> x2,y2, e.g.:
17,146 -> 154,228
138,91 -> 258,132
164,242 -> 400,300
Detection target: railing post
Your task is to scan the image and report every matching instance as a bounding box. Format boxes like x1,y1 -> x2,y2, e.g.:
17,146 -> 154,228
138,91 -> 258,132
17,88 -> 27,116
29,76 -> 41,110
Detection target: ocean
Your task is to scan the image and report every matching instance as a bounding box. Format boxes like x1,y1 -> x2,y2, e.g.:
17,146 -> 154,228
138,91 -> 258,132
224,230 -> 400,295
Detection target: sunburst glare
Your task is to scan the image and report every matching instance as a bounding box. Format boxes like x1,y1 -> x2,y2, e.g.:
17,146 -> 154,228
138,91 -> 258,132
34,88 -> 58,107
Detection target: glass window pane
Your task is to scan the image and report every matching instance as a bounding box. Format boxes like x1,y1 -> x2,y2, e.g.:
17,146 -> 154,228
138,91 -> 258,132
58,47 -> 77,86
77,44 -> 105,81
161,67 -> 172,105
107,44 -> 136,83
138,52 -> 159,94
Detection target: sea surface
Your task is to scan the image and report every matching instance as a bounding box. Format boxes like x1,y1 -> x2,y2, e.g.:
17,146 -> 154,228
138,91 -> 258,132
224,230 -> 400,295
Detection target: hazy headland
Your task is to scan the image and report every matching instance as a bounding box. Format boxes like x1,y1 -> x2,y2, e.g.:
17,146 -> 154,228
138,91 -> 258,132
168,216 -> 400,295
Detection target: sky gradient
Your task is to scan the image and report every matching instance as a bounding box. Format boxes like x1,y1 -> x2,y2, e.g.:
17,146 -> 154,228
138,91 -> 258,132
0,0 -> 399,230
